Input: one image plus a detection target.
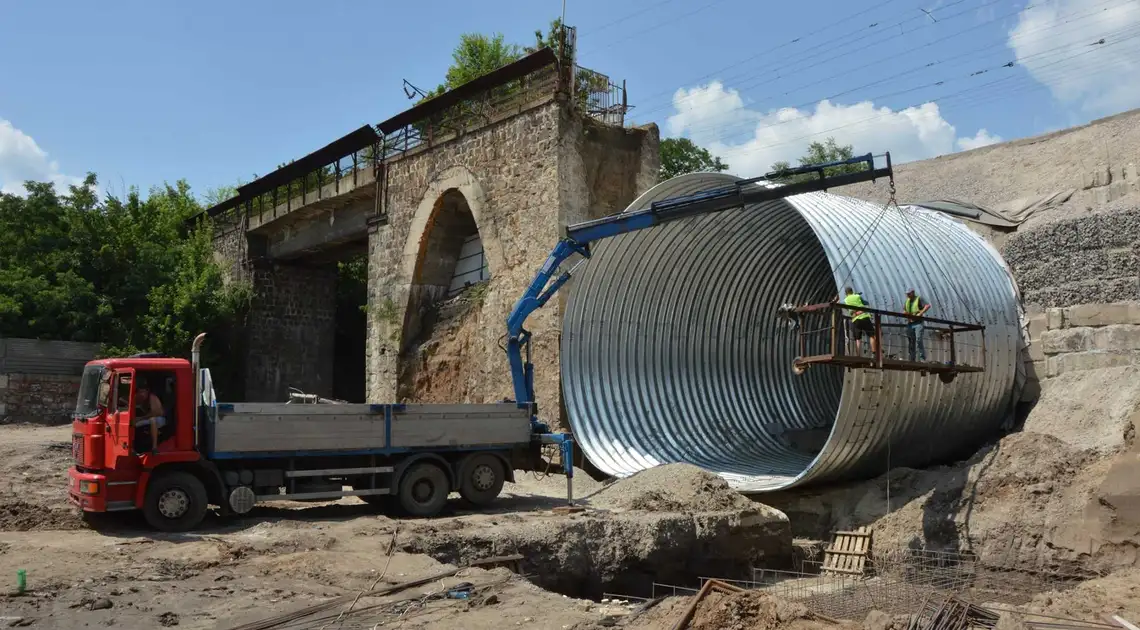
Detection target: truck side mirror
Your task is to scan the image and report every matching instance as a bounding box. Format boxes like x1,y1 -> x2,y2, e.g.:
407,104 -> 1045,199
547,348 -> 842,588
97,370 -> 112,409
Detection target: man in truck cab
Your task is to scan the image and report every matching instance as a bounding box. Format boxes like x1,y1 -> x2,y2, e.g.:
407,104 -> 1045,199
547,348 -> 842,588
132,381 -> 166,453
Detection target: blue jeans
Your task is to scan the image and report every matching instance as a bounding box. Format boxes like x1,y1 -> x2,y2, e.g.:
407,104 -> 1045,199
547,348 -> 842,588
906,322 -> 926,361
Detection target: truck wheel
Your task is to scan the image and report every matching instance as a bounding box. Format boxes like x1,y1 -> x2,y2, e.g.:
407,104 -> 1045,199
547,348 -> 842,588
459,454 -> 505,507
397,462 -> 449,517
144,471 -> 208,533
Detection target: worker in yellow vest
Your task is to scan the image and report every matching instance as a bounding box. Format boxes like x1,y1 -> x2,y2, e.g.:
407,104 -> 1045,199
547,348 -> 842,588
904,288 -> 930,362
842,287 -> 877,356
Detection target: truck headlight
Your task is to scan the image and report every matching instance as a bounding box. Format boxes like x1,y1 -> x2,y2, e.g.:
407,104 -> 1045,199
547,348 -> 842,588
79,480 -> 99,495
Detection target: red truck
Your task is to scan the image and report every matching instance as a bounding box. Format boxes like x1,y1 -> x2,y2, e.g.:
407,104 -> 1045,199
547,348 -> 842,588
69,334 -> 564,532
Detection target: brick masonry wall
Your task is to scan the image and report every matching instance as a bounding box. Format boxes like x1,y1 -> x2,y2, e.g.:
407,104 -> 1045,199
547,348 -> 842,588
1002,208 -> 1140,308
244,262 -> 338,402
0,373 -> 82,424
1021,301 -> 1140,402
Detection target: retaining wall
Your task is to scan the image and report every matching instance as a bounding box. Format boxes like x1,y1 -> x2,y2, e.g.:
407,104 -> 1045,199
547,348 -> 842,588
0,338 -> 99,424
1003,207 -> 1140,308
1021,301 -> 1140,401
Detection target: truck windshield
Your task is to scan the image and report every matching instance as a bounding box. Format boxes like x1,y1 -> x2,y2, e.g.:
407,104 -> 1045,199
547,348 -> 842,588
75,366 -> 106,418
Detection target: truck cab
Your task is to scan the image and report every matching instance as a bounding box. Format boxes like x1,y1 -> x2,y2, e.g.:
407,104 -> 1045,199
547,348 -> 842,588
69,357 -> 197,516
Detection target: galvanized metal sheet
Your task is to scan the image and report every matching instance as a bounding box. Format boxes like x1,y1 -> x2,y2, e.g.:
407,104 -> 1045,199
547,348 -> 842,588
560,172 -> 1020,493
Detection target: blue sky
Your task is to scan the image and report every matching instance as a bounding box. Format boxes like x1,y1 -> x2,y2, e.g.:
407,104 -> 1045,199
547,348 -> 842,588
1,0 -> 1136,199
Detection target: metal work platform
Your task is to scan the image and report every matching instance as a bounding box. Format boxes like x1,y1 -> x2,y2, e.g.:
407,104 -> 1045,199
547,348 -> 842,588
787,301 -> 986,383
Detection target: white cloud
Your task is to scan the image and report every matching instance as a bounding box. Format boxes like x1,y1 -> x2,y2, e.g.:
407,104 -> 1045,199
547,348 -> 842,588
666,81 -> 1003,175
1008,0 -> 1140,115
957,128 -> 1004,151
0,118 -> 83,196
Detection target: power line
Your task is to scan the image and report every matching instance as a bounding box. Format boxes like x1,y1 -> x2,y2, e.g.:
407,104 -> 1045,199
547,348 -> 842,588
578,0 -> 737,59
633,0 -> 986,116
638,0 -> 1046,121
672,12 -> 1140,141
709,34 -> 1140,161
603,0 -> 919,107
575,0 -> 682,41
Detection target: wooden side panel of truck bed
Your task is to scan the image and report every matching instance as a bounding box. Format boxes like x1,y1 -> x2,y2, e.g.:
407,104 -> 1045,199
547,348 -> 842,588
208,403 -> 532,455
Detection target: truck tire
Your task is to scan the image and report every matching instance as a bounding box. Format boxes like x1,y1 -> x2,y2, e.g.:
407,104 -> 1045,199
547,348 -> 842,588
397,462 -> 449,517
459,454 -> 505,507
143,471 -> 208,533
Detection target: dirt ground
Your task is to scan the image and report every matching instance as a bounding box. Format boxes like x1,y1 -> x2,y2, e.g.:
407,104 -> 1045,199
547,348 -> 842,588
0,425 -> 785,629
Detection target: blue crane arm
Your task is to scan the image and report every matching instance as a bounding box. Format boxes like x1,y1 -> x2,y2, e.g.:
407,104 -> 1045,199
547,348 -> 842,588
505,152 -> 893,491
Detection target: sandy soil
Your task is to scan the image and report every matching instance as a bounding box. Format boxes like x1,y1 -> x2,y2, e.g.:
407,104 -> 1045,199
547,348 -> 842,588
766,365 -> 1140,575
0,425 -> 784,629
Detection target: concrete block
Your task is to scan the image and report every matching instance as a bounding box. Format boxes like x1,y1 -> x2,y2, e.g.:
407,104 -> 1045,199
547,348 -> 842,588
1125,163 -> 1139,181
1046,307 -> 1067,330
1082,169 -> 1096,190
1041,327 -> 1093,355
1065,302 -> 1140,327
1049,351 -> 1138,376
0,403 -> 6,415
1029,359 -> 1048,379
1109,180 -> 1130,202
1027,313 -> 1047,340
1094,166 -> 1112,188
1095,186 -> 1111,205
1092,324 -> 1140,351
0,374 -> 7,389
1026,342 -> 1046,362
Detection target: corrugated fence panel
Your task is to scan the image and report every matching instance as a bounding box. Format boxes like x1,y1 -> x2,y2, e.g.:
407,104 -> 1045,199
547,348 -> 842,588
561,172 -> 1021,494
0,338 -> 100,375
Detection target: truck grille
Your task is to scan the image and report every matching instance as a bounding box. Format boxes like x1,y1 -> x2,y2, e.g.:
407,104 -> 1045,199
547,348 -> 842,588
72,434 -> 84,464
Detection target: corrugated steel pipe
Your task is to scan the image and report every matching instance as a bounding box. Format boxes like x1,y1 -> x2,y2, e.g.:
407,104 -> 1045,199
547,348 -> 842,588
561,172 -> 1022,493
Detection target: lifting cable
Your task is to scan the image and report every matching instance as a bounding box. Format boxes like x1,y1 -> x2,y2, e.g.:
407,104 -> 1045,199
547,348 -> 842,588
895,199 -> 984,325
830,174 -> 897,293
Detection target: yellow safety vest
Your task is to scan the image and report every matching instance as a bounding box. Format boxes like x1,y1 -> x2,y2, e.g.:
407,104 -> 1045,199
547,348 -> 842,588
843,293 -> 870,321
905,295 -> 923,316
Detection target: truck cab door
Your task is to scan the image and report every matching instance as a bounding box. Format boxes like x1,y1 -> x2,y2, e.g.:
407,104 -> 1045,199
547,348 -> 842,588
109,369 -> 136,457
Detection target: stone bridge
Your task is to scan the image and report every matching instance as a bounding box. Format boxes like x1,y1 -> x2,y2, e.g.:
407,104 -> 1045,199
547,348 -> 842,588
202,47 -> 659,423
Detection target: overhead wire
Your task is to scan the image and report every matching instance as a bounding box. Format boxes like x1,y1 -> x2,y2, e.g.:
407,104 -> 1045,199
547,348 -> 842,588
633,0 -> 1007,117
678,25 -> 1140,154
651,0 -> 1134,127
605,0 -> 920,108
578,0 -> 738,59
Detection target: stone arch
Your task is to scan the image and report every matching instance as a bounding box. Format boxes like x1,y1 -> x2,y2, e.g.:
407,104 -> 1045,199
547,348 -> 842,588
399,166 -> 503,351
400,165 -> 504,288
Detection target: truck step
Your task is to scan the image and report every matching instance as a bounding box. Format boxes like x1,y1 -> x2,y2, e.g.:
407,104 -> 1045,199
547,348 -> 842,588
256,488 -> 391,502
284,466 -> 395,478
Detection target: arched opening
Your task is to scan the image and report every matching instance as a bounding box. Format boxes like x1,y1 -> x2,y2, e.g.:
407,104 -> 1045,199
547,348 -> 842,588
398,189 -> 491,402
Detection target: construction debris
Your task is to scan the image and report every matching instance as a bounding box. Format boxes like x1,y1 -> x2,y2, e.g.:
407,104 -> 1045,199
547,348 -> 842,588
822,527 -> 873,577
907,594 -> 1000,630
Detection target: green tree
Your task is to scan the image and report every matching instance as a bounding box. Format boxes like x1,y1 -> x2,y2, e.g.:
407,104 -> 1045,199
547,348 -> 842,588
0,175 -> 251,397
659,137 -> 730,180
770,137 -> 867,183
421,32 -> 524,101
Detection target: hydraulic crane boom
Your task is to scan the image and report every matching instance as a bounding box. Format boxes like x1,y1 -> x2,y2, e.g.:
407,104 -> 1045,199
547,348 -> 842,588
507,151 -> 893,492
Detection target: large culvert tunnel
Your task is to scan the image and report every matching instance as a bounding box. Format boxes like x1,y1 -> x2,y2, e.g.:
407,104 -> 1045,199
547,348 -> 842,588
561,172 -> 1023,493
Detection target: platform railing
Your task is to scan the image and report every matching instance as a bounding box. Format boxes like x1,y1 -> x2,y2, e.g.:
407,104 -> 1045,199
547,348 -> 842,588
787,301 -> 986,382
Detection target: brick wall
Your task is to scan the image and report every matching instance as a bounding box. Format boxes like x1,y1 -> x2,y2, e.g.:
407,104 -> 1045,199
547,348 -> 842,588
0,373 -> 83,424
244,261 -> 338,402
0,338 -> 98,424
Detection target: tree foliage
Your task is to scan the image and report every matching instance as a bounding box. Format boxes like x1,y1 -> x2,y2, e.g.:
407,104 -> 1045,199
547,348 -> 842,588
770,137 -> 868,183
659,137 -> 730,180
0,175 -> 251,393
417,18 -> 610,124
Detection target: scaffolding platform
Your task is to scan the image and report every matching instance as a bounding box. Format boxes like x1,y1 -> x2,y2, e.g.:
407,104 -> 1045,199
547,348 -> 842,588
787,301 -> 986,382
